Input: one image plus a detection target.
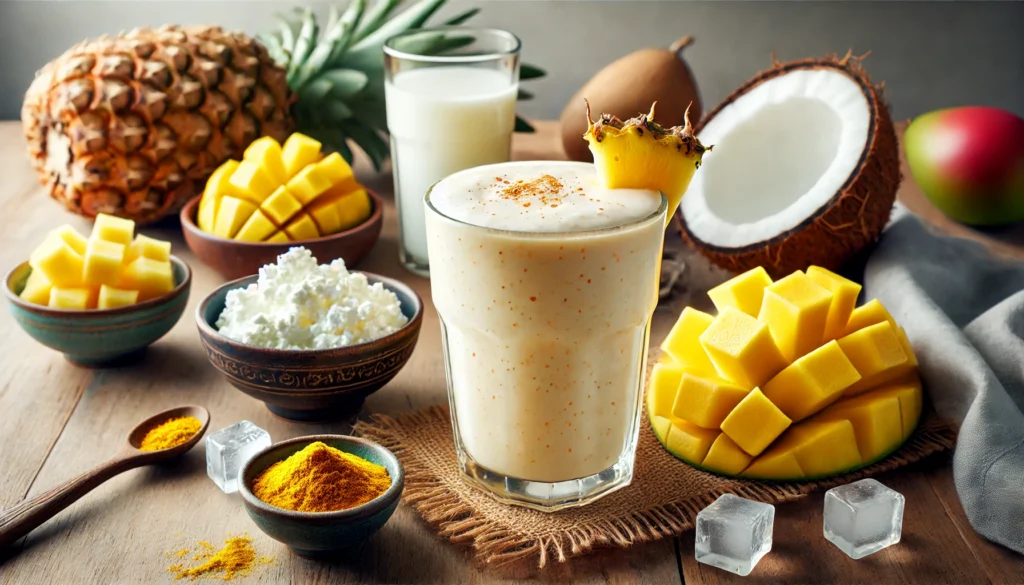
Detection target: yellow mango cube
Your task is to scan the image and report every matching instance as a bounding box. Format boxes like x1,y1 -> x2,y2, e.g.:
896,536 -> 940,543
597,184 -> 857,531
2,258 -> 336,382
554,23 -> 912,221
125,234 -> 171,263
90,213 -> 135,246
758,271 -> 833,361
49,287 -> 91,310
98,285 -> 139,309
707,266 -> 773,317
665,420 -> 720,464
243,136 -> 287,185
83,238 -> 126,287
813,392 -> 903,463
287,166 -> 333,205
235,210 -> 278,242
309,199 -> 343,235
281,133 -> 323,179
806,266 -> 862,342
121,257 -> 174,301
198,160 -> 239,232
336,189 -> 372,230
837,321 -> 911,396
19,269 -> 53,306
29,236 -> 84,287
265,231 -> 291,243
843,298 -> 893,336
49,225 -> 88,255
659,307 -> 717,376
650,415 -> 672,440
672,373 -> 750,429
229,160 -> 277,203
700,306 -> 788,388
310,152 -> 355,186
762,340 -> 862,421
647,361 -> 684,419
213,197 -> 258,240
871,375 -> 924,440
720,388 -> 792,456
284,213 -> 320,241
260,186 -> 303,225
741,449 -> 805,480
763,419 -> 862,478
702,434 -> 753,476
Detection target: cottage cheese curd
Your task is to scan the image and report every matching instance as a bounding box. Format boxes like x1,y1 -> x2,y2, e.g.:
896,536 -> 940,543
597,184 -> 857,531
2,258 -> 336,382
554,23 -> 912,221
215,247 -> 408,350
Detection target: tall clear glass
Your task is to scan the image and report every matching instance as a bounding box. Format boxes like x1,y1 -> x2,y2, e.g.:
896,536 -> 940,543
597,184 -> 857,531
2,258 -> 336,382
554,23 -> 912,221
384,27 -> 521,277
424,161 -> 668,511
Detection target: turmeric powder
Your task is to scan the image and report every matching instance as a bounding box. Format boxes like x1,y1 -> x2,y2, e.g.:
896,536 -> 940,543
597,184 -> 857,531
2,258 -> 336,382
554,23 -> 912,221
166,534 -> 275,581
252,441 -> 391,512
139,416 -> 202,451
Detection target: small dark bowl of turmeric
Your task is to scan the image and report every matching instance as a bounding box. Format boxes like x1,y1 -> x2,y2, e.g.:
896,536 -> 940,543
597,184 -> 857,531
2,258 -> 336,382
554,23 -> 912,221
238,434 -> 404,558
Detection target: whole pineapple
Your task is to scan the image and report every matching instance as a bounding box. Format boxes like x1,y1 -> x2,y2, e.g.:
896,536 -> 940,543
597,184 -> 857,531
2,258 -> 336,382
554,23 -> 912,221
22,0 -> 544,225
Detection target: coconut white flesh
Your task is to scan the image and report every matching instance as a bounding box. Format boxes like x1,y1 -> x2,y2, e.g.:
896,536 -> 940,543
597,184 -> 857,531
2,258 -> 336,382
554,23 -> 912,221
682,69 -> 870,248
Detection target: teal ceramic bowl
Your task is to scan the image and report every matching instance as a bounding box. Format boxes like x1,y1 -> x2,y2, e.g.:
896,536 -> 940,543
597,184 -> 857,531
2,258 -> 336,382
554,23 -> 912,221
239,434 -> 404,558
4,256 -> 192,366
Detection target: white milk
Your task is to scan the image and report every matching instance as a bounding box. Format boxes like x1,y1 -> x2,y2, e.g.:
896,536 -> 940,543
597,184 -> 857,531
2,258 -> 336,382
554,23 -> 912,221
385,67 -> 517,271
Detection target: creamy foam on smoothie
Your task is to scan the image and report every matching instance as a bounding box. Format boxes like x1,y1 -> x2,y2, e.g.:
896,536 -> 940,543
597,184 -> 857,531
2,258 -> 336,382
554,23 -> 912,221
428,161 -> 662,232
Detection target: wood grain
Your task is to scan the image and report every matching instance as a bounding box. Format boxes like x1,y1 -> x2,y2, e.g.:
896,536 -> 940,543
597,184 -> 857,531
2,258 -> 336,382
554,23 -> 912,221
0,120 -> 1020,584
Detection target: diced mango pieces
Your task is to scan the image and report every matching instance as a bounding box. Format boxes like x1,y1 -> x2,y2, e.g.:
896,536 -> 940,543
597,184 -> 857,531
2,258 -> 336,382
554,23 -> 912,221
281,133 -> 323,179
871,375 -> 924,440
120,257 -> 174,301
761,419 -> 862,478
702,434 -> 753,476
837,321 -> 911,396
758,271 -> 833,361
49,225 -> 88,255
266,231 -> 291,243
229,160 -> 277,203
235,210 -> 278,243
284,213 -> 320,241
813,391 -> 903,463
98,285 -> 139,309
198,160 -> 239,232
806,266 -> 862,342
19,269 -> 53,306
664,420 -> 720,464
700,306 -> 788,388
650,415 -> 672,440
310,152 -> 355,187
707,267 -> 773,317
741,449 -> 805,480
762,340 -> 862,421
309,199 -> 343,236
672,373 -> 750,429
659,307 -> 717,376
720,388 -> 792,457
336,189 -> 373,230
49,287 -> 91,310
213,197 -> 258,240
243,136 -> 287,185
91,213 -> 135,246
29,236 -> 84,287
260,186 -> 303,225
125,234 -> 172,263
844,299 -> 893,336
83,238 -> 126,287
286,164 -> 334,205
647,361 -> 684,419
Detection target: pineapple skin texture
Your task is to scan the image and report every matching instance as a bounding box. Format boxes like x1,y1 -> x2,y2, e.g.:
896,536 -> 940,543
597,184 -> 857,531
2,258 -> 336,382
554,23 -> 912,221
21,25 -> 296,225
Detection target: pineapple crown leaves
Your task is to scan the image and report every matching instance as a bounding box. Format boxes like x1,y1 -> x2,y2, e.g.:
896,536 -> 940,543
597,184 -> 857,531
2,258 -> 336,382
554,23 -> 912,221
259,0 -> 546,171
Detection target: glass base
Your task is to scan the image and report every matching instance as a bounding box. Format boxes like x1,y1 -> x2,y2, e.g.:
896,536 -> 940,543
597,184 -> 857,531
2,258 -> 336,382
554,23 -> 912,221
399,248 -> 430,278
457,454 -> 635,512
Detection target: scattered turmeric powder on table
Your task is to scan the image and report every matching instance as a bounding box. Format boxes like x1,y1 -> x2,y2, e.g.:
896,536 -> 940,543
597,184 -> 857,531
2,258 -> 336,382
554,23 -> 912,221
139,416 -> 202,451
166,534 -> 276,581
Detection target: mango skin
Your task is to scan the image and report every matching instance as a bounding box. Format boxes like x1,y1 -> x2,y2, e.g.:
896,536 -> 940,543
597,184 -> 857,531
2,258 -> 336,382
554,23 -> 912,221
905,106 -> 1024,226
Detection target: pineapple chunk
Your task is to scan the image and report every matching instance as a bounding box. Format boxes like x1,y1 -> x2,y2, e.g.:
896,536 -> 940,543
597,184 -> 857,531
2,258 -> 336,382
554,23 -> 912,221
29,236 -> 84,287
91,213 -> 135,246
19,269 -> 53,306
281,133 -> 323,179
336,189 -> 372,231
260,186 -> 303,225
284,213 -> 320,241
287,165 -> 333,205
83,239 -> 126,287
265,231 -> 291,243
229,160 -> 277,203
49,225 -> 88,255
98,285 -> 139,309
243,136 -> 287,185
120,257 -> 174,301
49,287 -> 91,310
213,197 -> 258,239
198,160 -> 240,232
235,210 -> 278,242
125,234 -> 171,263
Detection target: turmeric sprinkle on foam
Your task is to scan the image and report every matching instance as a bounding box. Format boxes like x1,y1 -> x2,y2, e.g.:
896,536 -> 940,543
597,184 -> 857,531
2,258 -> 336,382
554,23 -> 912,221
498,174 -> 565,207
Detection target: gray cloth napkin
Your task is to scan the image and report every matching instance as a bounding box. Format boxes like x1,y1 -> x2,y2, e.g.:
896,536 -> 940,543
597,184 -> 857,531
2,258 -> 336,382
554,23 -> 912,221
862,210 -> 1024,555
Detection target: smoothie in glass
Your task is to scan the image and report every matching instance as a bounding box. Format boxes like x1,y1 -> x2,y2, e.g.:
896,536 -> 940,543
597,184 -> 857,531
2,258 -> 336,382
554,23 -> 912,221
425,161 -> 666,510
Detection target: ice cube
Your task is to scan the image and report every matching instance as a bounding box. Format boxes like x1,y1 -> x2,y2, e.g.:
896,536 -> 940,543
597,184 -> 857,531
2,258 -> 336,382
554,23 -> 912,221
695,493 -> 775,576
823,478 -> 904,559
206,420 -> 271,494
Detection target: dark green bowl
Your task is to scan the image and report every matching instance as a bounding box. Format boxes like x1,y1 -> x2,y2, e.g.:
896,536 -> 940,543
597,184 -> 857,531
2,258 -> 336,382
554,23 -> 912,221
4,256 -> 192,366
239,434 -> 404,558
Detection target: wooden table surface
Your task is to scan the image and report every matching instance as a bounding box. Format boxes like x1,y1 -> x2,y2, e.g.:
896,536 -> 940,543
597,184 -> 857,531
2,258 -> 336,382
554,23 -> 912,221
0,120 -> 1021,584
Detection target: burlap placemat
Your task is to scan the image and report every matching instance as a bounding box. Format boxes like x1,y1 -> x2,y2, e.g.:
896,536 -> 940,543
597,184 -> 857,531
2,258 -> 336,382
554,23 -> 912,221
354,402 -> 955,567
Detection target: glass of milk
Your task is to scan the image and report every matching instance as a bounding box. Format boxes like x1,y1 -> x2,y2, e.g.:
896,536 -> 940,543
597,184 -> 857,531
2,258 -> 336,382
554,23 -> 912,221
384,28 -> 521,277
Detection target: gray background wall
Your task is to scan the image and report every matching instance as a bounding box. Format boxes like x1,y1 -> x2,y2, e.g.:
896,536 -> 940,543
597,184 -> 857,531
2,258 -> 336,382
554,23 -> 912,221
1,1 -> 1021,122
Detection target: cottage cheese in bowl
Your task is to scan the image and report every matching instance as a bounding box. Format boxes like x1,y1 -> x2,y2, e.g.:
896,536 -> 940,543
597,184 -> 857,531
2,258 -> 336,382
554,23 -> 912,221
215,247 -> 408,350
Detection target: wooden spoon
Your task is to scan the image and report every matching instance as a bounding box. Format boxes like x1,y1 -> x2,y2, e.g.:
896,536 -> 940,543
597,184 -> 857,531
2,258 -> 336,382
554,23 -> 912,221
0,405 -> 210,549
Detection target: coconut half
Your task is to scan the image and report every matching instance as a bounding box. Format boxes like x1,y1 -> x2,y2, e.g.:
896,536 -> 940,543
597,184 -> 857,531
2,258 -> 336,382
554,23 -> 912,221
678,54 -> 901,278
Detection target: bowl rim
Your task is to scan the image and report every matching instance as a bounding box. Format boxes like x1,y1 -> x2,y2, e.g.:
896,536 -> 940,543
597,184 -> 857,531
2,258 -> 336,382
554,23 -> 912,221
4,255 -> 192,317
195,269 -> 423,355
180,189 -> 384,248
239,434 -> 405,521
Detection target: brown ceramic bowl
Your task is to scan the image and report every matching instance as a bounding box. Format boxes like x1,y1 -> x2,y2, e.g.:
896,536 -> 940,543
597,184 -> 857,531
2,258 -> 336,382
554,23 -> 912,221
180,190 -> 384,280
195,271 -> 422,422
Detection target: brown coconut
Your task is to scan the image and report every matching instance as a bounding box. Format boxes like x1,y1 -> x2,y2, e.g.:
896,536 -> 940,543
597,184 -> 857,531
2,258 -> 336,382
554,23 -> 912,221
678,52 -> 901,278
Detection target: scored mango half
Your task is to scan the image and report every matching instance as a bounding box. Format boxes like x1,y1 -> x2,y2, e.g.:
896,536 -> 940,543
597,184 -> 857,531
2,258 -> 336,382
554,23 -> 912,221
647,265 -> 923,480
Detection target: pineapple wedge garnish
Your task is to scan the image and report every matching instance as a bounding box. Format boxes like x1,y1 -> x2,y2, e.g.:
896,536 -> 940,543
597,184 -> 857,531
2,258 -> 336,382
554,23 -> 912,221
584,100 -> 710,224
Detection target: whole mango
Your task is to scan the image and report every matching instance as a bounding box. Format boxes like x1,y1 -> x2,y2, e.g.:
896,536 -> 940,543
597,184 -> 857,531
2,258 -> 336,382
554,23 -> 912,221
904,106 -> 1024,226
